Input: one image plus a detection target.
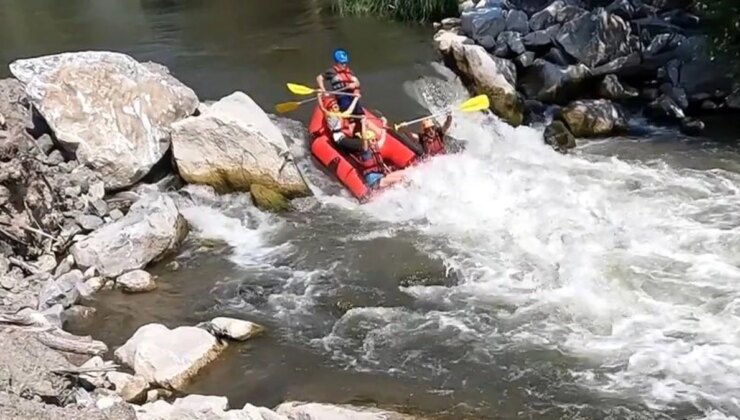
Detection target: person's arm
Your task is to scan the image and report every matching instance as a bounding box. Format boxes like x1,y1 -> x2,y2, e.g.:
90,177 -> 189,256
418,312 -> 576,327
341,94 -> 360,116
316,74 -> 326,92
441,115 -> 453,133
349,75 -> 360,90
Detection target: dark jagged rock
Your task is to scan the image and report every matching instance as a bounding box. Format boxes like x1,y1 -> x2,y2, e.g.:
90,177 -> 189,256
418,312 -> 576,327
700,100 -> 719,111
506,9 -> 530,34
529,1 -> 560,31
543,120 -> 576,152
680,117 -> 704,136
645,94 -> 685,122
649,0 -> 692,10
659,83 -> 688,109
523,99 -> 548,124
661,9 -> 700,28
726,89 -> 740,110
515,51 -> 536,68
556,5 -> 588,23
590,52 -> 641,77
461,7 -> 507,45
543,47 -> 572,66
498,31 -> 526,56
599,74 -> 639,100
520,59 -> 592,103
605,0 -> 635,20
555,8 -> 632,68
510,0 -> 556,15
522,24 -> 561,49
562,99 -> 628,137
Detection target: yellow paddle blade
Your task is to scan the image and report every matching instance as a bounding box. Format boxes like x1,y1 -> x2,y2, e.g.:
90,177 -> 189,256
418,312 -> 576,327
275,101 -> 301,113
287,83 -> 316,96
459,95 -> 490,112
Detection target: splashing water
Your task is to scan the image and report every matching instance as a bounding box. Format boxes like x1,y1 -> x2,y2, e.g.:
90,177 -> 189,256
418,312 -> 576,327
336,69 -> 740,418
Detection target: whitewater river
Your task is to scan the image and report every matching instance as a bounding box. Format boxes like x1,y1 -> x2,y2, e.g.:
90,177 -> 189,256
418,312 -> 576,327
3,1 -> 740,419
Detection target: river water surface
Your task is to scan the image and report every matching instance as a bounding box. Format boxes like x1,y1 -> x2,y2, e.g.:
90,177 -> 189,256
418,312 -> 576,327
2,1 -> 740,419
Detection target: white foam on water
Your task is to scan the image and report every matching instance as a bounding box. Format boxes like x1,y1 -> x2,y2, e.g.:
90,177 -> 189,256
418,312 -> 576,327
338,72 -> 740,417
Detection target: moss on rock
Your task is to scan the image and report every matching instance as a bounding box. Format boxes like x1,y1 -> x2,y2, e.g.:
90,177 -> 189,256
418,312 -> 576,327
250,184 -> 292,213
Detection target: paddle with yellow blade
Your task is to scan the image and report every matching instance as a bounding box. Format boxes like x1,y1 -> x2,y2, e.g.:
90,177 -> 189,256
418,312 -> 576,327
393,94 -> 490,130
275,83 -> 356,114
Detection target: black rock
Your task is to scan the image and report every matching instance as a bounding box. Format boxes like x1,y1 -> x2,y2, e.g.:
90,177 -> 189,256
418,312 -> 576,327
515,51 -> 536,68
700,100 -> 719,111
599,74 -> 639,100
506,9 -> 530,34
650,0 -> 693,11
520,59 -> 592,103
543,47 -> 572,66
645,94 -> 685,122
498,31 -> 526,56
556,5 -> 588,23
726,89 -> 740,110
461,7 -> 508,44
555,8 -> 632,68
522,24 -> 561,49
641,87 -> 660,101
645,33 -> 685,56
544,120 -> 576,152
530,3 -> 559,31
680,117 -> 704,136
660,9 -> 700,28
606,0 -> 635,20
492,41 -> 511,57
660,83 -> 688,109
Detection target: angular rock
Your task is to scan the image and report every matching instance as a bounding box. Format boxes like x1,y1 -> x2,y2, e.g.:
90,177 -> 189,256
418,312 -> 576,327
251,184 -> 292,212
680,117 -> 704,136
63,305 -> 97,327
275,402 -> 424,420
498,31 -> 526,56
71,193 -> 188,278
136,394 -> 284,420
606,0 -> 635,19
461,6 -> 507,43
645,33 -> 685,56
107,371 -> 148,403
520,59 -> 591,103
700,100 -> 719,111
725,89 -> 740,110
515,51 -> 536,68
54,255 -> 75,278
543,47 -> 571,66
645,94 -> 685,122
660,83 -> 688,109
38,269 -> 84,310
77,214 -> 104,231
562,99 -> 628,137
109,208 -> 125,221
522,24 -> 561,49
505,9 -> 530,34
590,52 -> 643,77
642,87 -> 660,102
10,52 -> 199,190
91,199 -> 108,217
36,254 -> 57,273
529,1 -> 562,31
437,32 -> 523,126
440,17 -> 462,30
555,5 -> 588,23
36,134 -> 55,155
544,120 -> 576,153
555,9 -> 632,68
170,92 -> 310,198
114,323 -> 226,390
84,277 -> 108,295
116,270 -> 157,293
205,317 -> 265,341
599,74 -> 639,100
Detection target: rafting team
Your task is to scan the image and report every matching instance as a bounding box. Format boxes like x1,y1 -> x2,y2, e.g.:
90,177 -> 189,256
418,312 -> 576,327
315,48 -> 452,190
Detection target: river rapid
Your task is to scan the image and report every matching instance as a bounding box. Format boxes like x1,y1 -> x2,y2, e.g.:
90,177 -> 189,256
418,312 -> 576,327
2,1 -> 740,419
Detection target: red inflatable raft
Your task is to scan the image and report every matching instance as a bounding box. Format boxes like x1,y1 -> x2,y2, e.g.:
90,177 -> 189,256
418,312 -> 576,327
308,105 -> 423,201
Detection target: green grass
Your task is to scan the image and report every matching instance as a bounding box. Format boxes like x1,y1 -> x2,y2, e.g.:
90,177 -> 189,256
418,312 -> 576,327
334,0 -> 459,22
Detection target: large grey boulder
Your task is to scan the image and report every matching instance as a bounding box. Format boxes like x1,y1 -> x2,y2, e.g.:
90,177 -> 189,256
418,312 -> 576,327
436,30 -> 523,126
598,74 -> 639,100
9,51 -> 199,190
170,92 -> 310,199
562,99 -> 628,137
135,395 -> 286,420
71,194 -> 188,278
555,9 -> 632,68
275,402 -> 426,419
114,323 -> 225,391
520,59 -> 592,103
461,6 -> 507,46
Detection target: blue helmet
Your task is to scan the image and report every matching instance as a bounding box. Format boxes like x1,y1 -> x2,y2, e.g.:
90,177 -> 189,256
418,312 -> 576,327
333,48 -> 349,64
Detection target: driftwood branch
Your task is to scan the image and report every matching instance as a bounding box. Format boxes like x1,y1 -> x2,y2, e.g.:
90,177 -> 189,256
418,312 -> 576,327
52,364 -> 119,376
8,256 -> 40,275
36,329 -> 108,356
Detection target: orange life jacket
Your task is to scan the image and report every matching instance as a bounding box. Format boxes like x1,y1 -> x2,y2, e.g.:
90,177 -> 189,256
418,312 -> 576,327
331,64 -> 358,93
419,128 -> 445,156
359,150 -> 386,175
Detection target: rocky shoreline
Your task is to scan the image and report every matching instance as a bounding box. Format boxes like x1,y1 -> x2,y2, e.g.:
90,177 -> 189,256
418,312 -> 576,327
0,51 -> 419,420
432,0 -> 740,152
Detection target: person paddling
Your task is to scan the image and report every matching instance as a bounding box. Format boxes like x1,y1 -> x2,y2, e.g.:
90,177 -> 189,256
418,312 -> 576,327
360,130 -> 404,190
402,115 -> 452,157
318,94 -> 366,154
317,48 -> 364,117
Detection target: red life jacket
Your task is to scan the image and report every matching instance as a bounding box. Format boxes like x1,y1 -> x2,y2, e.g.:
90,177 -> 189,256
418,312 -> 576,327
419,128 -> 445,156
331,64 -> 358,93
358,150 -> 385,175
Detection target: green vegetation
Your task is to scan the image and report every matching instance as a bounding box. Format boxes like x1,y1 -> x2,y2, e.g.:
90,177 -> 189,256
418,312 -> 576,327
694,0 -> 740,63
333,0 -> 458,22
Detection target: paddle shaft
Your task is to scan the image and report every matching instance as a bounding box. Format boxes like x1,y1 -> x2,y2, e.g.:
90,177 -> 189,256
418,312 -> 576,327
397,110 -> 453,129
